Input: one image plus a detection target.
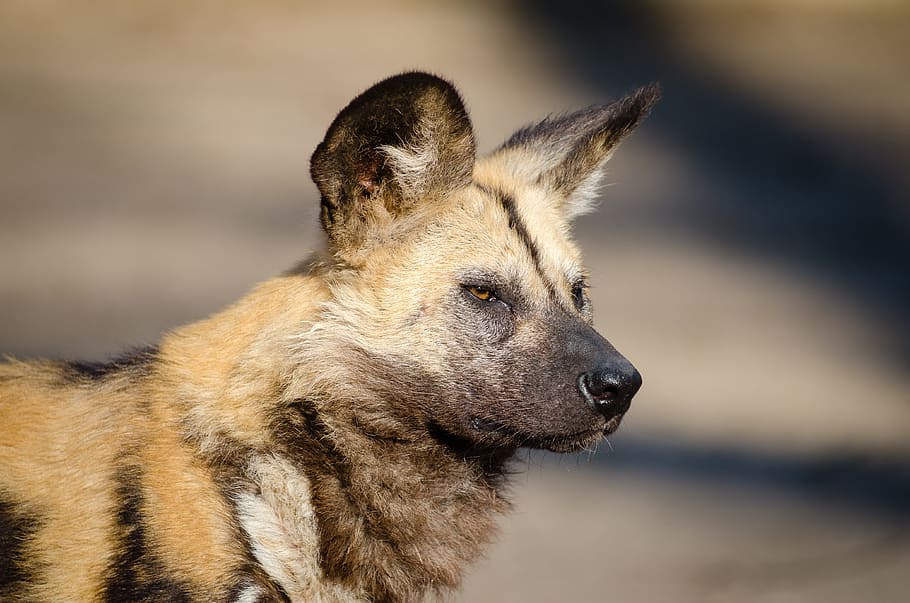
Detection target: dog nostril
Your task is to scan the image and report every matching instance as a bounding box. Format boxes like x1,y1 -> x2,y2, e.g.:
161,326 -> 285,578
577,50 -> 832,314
577,371 -> 618,400
577,367 -> 641,419
591,378 -> 618,400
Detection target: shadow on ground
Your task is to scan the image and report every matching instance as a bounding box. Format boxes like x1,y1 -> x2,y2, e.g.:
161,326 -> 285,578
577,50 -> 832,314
574,435 -> 910,519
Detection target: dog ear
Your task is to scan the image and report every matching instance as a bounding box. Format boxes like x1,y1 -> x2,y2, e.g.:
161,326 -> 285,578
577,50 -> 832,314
491,84 -> 659,219
310,72 -> 476,258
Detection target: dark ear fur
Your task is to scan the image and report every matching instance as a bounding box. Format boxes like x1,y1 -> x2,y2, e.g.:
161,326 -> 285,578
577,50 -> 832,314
310,72 -> 476,256
496,83 -> 660,218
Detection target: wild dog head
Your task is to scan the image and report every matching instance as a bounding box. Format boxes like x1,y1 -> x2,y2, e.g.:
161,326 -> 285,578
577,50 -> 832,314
309,72 -> 656,453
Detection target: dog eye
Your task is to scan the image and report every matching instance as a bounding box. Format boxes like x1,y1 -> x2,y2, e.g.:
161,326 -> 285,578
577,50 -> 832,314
571,282 -> 587,308
466,285 -> 496,302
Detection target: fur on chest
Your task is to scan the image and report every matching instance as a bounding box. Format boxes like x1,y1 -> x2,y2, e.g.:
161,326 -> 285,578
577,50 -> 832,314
232,423 -> 510,602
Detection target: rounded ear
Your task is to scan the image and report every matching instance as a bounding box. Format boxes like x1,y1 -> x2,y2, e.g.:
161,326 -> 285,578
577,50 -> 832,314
310,72 -> 476,257
489,84 -> 660,219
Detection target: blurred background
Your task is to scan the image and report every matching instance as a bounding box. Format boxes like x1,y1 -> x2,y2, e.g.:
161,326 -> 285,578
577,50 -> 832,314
1,0 -> 908,600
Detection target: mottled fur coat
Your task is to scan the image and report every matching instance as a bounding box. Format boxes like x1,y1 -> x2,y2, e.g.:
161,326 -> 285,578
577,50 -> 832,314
0,72 -> 656,602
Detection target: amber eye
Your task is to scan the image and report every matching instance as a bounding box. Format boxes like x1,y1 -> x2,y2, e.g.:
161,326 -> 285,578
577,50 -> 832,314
466,285 -> 495,302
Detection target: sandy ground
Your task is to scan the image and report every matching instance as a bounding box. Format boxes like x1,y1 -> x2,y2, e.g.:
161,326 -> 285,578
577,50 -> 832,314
1,1 -> 909,601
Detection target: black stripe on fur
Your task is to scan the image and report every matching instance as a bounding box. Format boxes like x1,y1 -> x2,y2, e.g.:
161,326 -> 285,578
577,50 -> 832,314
102,466 -> 192,603
64,345 -> 159,382
0,495 -> 41,598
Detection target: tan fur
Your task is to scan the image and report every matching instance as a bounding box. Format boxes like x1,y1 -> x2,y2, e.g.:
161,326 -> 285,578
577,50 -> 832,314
0,363 -> 124,601
0,72 -> 656,602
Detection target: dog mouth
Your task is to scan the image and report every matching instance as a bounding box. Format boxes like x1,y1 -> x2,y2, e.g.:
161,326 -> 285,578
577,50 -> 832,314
470,415 -> 624,453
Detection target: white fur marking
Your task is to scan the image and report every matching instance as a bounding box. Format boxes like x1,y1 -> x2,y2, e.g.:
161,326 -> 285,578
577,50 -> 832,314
565,163 -> 612,219
237,454 -> 364,602
236,492 -> 299,595
234,582 -> 265,603
379,115 -> 441,199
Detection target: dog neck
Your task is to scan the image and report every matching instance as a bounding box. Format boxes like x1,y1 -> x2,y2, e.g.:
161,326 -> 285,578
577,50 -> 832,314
254,397 -> 513,601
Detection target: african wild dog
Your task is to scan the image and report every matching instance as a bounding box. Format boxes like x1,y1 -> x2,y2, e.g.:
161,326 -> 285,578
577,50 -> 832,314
0,72 -> 656,601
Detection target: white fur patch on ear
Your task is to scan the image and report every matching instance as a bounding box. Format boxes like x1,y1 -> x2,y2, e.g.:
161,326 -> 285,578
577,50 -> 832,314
564,158 -> 614,219
379,119 -> 439,201
379,115 -> 474,201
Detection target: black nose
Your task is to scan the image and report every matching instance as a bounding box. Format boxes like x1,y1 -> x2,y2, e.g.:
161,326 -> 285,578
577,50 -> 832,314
577,366 -> 642,420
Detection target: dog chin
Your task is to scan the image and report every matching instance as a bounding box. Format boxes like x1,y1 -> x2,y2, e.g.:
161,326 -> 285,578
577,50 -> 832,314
528,413 -> 629,453
469,415 -> 624,453
603,414 -> 625,437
